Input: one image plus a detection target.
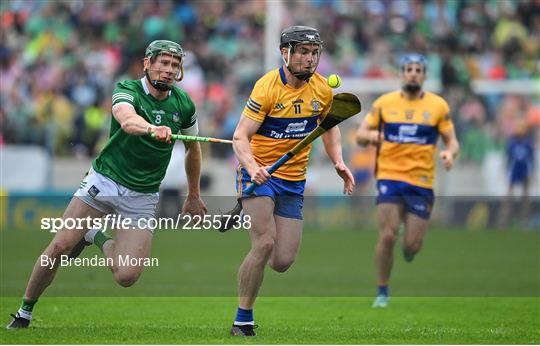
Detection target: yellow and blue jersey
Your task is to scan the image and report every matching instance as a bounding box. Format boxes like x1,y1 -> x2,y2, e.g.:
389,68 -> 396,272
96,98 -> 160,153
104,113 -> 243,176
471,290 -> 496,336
241,66 -> 333,181
365,91 -> 454,189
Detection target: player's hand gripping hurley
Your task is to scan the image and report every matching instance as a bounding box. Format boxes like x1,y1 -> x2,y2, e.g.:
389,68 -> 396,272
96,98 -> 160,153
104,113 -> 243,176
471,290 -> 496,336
219,92 -> 362,232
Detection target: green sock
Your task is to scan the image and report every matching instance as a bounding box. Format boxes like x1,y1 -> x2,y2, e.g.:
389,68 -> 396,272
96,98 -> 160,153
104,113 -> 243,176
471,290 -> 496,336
20,298 -> 37,312
94,231 -> 112,252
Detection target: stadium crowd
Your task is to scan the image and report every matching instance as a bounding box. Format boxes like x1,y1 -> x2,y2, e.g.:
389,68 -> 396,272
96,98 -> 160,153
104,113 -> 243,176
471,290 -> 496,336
1,0 -> 538,164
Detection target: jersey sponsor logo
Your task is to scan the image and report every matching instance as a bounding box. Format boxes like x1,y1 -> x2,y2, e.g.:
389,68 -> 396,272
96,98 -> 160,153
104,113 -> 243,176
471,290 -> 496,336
292,98 -> 304,104
274,103 -> 285,110
423,111 -> 431,122
390,124 -> 426,143
173,112 -> 180,122
398,124 -> 418,137
257,116 -> 317,139
285,120 -> 308,133
385,123 -> 438,145
269,130 -> 310,139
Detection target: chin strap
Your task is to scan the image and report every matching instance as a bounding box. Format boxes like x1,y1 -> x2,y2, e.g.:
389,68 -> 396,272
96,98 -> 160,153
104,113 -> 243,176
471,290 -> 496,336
145,70 -> 172,91
286,65 -> 313,81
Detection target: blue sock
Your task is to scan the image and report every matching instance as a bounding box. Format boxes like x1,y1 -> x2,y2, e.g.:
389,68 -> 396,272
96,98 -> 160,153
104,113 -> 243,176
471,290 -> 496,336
378,285 -> 389,297
234,307 -> 254,325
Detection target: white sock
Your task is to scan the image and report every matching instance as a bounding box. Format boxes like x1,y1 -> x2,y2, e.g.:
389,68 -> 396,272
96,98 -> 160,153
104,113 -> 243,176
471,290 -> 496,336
234,321 -> 254,326
17,308 -> 32,320
84,228 -> 100,243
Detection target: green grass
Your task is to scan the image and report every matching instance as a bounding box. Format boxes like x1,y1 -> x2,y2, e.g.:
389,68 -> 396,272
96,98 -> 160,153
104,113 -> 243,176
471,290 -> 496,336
1,297 -> 538,344
1,228 -> 539,343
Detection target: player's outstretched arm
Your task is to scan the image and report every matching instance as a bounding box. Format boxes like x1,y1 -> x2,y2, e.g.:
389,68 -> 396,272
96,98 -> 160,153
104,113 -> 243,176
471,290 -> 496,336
112,103 -> 171,142
322,127 -> 355,195
440,128 -> 460,171
356,119 -> 381,147
232,116 -> 270,185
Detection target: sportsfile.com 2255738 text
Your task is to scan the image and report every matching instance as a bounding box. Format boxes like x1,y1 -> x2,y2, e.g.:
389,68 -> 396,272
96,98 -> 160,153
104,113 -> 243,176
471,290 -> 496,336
40,214 -> 251,233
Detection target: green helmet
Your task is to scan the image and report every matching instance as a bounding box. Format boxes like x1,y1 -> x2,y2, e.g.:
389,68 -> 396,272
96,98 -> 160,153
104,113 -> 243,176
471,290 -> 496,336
144,40 -> 185,91
145,40 -> 185,60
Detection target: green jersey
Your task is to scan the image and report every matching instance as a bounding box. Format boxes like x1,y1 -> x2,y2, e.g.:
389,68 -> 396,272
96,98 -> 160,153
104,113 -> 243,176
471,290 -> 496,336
92,77 -> 197,193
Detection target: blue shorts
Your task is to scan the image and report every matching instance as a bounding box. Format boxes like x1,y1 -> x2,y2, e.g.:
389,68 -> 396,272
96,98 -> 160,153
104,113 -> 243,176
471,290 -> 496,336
376,179 -> 434,220
236,168 -> 305,220
509,165 -> 530,185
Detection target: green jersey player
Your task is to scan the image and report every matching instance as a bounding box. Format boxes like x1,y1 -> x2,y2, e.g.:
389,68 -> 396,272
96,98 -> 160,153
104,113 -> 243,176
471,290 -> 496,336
7,40 -> 207,329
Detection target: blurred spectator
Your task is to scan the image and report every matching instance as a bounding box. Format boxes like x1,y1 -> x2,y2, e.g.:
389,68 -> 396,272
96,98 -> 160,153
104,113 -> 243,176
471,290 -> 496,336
497,120 -> 535,228
0,0 -> 538,165
458,95 -> 497,165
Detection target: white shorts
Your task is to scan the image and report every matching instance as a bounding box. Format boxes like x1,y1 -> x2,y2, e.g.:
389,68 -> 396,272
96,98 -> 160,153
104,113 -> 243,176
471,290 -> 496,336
74,168 -> 159,232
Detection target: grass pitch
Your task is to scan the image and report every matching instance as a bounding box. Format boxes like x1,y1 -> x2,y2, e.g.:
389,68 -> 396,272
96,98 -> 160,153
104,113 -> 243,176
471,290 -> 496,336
1,297 -> 538,344
1,227 -> 539,343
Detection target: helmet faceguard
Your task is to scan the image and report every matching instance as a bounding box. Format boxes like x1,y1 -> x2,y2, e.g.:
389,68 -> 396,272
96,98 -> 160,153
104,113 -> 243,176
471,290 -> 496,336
144,40 -> 186,91
279,26 -> 323,81
399,53 -> 427,93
